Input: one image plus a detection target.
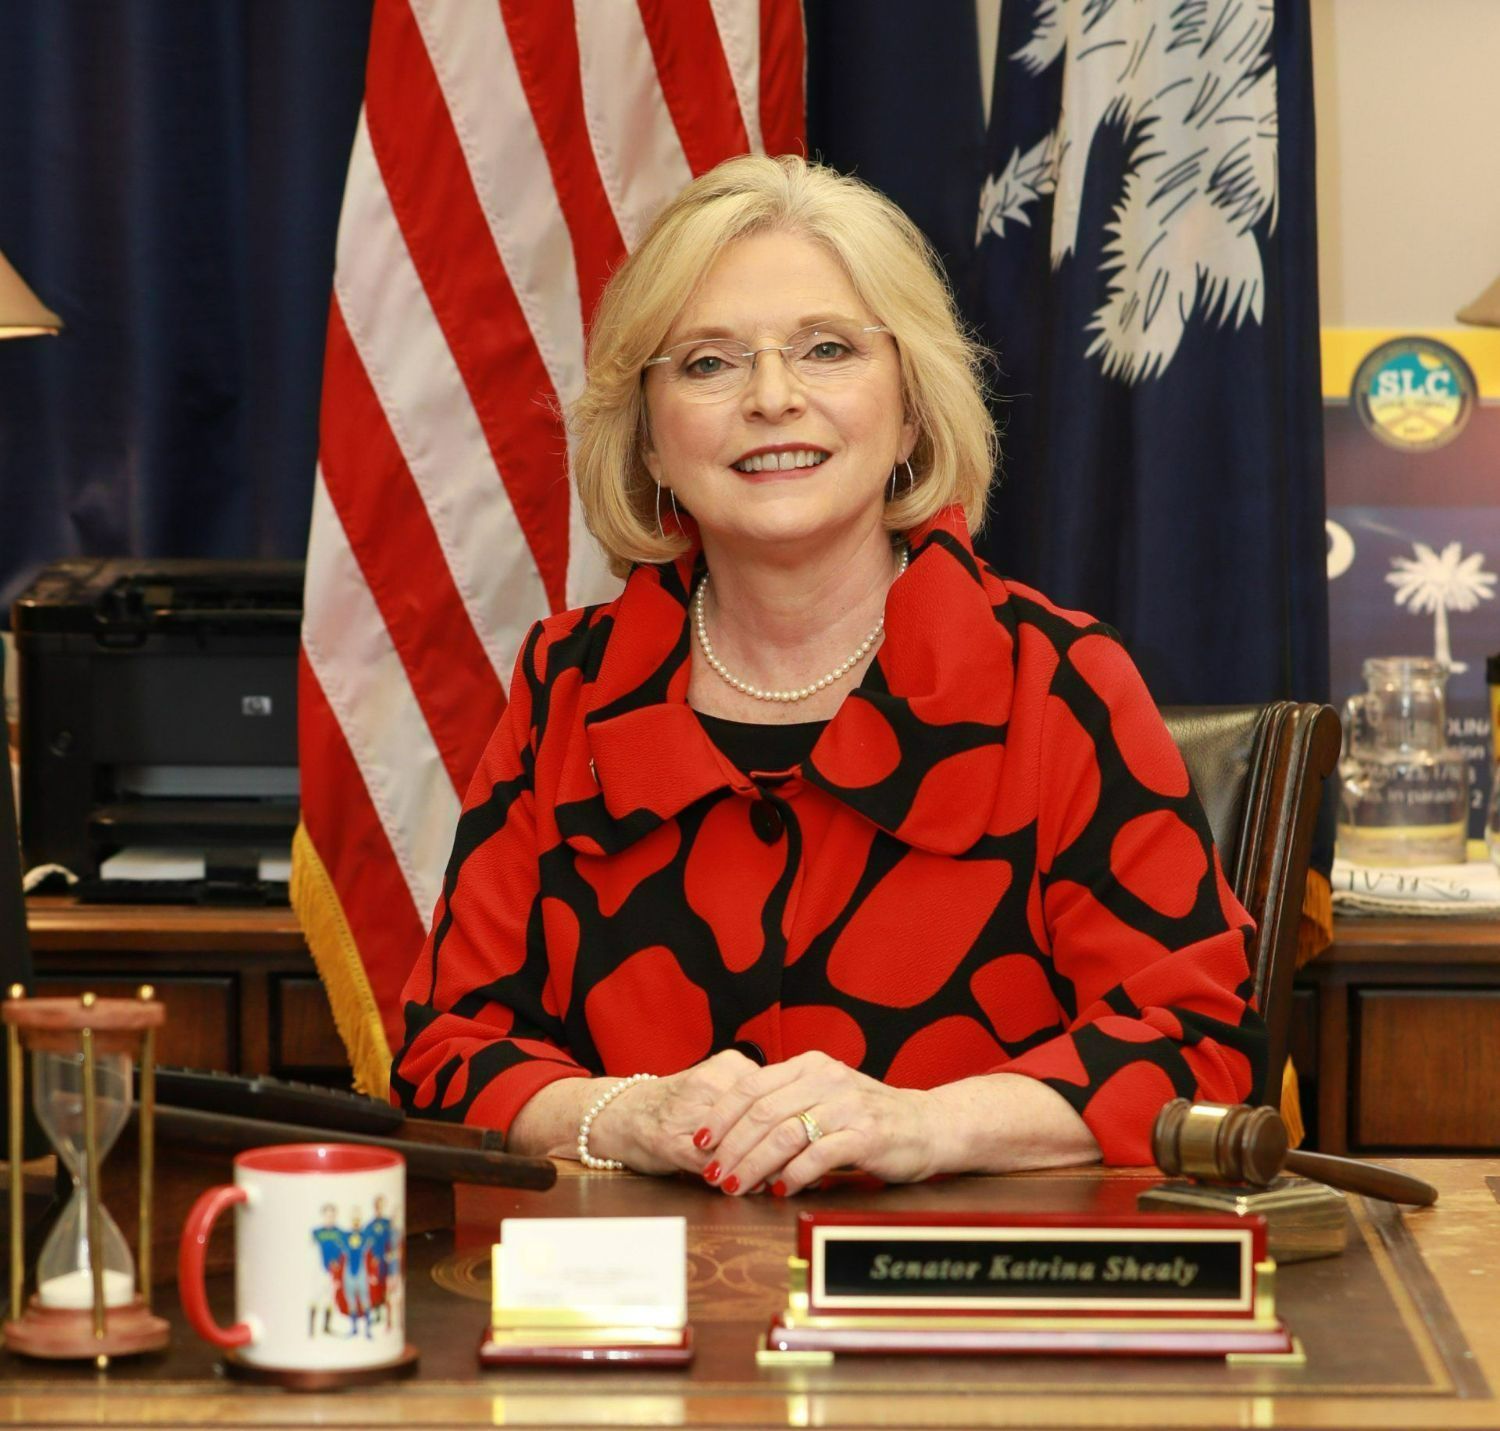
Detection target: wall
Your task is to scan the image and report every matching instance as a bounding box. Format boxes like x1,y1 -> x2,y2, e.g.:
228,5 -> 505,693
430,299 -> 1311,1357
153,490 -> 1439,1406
1313,0 -> 1500,328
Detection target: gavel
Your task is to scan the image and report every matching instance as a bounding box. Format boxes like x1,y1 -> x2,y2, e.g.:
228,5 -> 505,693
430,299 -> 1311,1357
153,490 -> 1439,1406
1152,1099 -> 1438,1207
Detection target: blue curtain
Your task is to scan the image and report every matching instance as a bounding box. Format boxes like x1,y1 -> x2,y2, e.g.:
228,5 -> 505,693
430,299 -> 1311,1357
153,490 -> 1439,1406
0,0 -> 371,613
804,0 -> 987,313
2,0 -> 1328,719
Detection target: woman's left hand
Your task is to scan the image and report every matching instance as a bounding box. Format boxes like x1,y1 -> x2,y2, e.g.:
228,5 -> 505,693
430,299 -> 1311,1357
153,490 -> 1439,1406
694,1051 -> 941,1196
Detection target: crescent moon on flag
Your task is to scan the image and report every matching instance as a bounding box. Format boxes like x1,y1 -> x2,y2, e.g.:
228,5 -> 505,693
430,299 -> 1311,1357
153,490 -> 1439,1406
1327,520 -> 1355,579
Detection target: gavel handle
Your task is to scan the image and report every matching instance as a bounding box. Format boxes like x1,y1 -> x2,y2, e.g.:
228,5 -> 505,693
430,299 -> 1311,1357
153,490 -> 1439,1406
1284,1149 -> 1438,1206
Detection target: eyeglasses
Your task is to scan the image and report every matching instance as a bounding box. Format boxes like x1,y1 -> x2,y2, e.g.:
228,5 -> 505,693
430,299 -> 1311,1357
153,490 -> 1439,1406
643,320 -> 891,402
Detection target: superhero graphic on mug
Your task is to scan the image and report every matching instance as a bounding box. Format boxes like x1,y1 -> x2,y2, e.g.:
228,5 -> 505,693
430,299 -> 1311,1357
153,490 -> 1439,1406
307,1200 -> 403,1339
362,1196 -> 401,1331
309,1203 -> 343,1338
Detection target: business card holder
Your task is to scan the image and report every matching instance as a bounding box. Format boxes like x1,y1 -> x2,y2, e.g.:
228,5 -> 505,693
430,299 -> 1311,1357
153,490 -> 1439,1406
757,1211 -> 1302,1365
478,1247 -> 694,1368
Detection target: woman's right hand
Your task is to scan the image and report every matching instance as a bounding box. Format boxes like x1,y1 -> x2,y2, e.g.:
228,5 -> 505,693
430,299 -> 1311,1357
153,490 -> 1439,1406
589,1051 -> 761,1175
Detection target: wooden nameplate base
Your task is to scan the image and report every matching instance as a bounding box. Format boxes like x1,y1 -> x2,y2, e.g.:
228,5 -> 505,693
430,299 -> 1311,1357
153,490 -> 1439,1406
758,1211 -> 1302,1365
479,1245 -> 693,1367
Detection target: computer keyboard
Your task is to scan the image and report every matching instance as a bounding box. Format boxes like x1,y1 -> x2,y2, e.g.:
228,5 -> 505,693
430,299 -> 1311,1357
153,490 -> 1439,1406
145,1066 -> 406,1136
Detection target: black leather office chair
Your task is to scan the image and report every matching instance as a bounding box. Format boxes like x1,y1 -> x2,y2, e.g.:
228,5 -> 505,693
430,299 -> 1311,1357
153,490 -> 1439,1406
1160,703 -> 1342,1106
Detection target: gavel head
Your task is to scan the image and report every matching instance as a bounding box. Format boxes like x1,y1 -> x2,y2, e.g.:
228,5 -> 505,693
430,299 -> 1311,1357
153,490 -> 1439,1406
1151,1099 -> 1290,1188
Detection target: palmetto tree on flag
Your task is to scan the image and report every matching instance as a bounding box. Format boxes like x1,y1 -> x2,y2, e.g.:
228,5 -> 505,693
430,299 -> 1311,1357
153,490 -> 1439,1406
975,0 -> 1277,384
1386,541 -> 1497,672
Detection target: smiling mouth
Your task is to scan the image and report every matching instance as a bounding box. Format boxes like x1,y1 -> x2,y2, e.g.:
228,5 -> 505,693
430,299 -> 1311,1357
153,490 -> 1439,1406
731,449 -> 831,474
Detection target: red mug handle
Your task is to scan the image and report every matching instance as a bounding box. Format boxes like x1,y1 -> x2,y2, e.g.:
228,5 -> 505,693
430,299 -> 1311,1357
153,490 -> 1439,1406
178,1184 -> 253,1350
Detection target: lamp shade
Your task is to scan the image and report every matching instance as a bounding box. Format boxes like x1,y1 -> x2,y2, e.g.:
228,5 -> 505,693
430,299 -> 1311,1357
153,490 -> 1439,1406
0,249 -> 62,338
1457,273 -> 1500,328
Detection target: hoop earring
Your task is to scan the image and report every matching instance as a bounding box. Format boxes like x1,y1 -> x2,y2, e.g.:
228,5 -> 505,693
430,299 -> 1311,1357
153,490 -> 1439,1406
889,458 -> 915,502
655,484 -> 682,539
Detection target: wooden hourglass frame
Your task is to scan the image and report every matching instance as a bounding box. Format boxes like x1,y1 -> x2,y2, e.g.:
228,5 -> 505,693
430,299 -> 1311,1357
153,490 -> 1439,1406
3,985 -> 169,1364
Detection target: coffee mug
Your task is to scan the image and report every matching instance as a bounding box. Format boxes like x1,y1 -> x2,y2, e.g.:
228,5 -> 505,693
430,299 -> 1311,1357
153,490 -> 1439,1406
179,1143 -> 406,1372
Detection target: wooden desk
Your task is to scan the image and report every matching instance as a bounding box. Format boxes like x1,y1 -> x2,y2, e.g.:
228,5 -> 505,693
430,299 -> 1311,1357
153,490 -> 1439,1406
1297,917 -> 1500,1154
25,898 -> 348,1081
0,1158 -> 1494,1428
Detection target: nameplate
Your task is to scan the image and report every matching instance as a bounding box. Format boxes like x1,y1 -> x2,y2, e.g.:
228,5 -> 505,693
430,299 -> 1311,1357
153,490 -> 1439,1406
799,1211 -> 1261,1316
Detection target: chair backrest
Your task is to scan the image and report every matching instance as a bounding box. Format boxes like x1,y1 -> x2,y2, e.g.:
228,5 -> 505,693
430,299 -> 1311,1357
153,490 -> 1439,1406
1160,703 -> 1341,1104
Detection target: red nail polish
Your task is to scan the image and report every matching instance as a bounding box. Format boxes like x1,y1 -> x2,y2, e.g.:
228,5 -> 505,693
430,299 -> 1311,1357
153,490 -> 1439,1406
771,1180 -> 787,1198
702,1161 -> 721,1182
693,1127 -> 713,1150
721,1175 -> 740,1195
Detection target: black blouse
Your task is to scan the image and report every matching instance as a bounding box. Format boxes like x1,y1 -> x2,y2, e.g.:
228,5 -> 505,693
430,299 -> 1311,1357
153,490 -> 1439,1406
695,711 -> 829,774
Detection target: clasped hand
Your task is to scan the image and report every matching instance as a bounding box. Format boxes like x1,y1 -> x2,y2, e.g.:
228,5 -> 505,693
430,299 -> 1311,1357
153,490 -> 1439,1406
599,1050 -> 943,1196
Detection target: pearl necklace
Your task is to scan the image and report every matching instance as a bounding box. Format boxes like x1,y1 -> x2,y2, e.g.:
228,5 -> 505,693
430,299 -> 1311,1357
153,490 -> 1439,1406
693,546 -> 909,704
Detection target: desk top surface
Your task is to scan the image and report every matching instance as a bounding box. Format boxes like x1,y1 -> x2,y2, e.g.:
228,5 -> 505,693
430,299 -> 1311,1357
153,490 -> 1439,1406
31,897 -> 1500,961
26,896 -> 307,952
0,1157 -> 1496,1429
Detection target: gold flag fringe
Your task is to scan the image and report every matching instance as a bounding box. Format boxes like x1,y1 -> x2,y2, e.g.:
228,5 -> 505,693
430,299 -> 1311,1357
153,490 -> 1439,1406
289,822 -> 392,1099
1296,866 -> 1333,973
1280,868 -> 1333,1147
1280,1060 -> 1305,1149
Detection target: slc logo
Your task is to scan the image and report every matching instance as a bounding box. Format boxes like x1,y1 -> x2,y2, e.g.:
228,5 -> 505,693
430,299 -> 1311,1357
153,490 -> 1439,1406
1353,337 -> 1476,452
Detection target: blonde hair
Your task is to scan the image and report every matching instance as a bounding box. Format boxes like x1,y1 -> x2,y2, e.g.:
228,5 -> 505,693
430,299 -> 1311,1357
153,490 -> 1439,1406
571,154 -> 998,576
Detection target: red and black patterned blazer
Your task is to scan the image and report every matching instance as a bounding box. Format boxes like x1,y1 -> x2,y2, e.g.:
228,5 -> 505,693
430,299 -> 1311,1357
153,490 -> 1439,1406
392,507 -> 1264,1164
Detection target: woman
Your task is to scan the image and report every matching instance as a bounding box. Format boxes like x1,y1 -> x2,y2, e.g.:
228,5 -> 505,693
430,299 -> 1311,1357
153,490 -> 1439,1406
391,156 -> 1263,1196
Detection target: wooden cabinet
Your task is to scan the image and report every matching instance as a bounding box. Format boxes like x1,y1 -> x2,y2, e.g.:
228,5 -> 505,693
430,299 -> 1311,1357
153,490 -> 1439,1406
1354,990 -> 1500,1148
1295,917 -> 1500,1154
25,898 -> 351,1084
32,973 -> 235,1069
275,975 -> 352,1073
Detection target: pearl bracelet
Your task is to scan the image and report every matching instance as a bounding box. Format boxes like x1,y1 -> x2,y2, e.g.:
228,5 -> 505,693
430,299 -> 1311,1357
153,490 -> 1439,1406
577,1072 -> 658,1171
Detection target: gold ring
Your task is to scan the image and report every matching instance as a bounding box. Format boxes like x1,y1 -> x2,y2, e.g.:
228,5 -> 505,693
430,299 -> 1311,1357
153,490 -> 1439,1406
797,1110 -> 824,1144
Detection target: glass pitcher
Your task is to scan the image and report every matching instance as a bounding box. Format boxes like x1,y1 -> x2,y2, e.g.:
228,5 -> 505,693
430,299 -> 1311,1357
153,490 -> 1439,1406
1338,657 -> 1469,866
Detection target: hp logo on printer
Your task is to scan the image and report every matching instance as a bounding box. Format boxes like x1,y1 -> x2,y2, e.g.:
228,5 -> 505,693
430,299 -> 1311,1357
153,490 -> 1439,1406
241,696 -> 274,717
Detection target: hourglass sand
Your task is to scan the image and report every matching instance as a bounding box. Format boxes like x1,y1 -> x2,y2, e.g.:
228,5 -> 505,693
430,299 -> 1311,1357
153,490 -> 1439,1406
3,988 -> 168,1363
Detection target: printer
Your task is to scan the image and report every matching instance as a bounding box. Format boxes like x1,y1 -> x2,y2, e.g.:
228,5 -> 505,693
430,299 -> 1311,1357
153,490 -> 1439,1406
13,558 -> 302,898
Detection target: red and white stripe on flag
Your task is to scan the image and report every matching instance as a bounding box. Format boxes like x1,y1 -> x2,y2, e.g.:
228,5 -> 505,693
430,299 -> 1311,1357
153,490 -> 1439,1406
292,0 -> 806,1096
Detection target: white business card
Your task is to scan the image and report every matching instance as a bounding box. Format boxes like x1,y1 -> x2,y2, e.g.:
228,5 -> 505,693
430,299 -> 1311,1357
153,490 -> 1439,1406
495,1216 -> 687,1323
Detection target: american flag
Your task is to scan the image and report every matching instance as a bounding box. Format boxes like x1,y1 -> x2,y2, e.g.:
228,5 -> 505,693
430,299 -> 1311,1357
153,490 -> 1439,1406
292,0 -> 805,1096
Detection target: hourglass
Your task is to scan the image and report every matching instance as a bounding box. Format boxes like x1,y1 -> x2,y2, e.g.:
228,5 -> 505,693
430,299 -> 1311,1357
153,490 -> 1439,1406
3,987 -> 168,1363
